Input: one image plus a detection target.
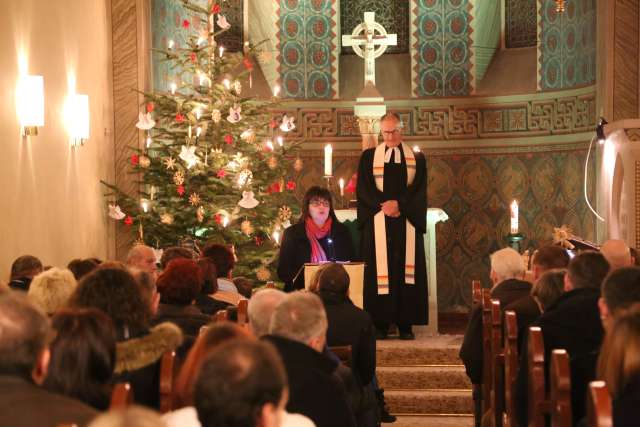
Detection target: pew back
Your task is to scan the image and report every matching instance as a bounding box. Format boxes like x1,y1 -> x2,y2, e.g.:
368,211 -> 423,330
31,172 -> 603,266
587,381 -> 612,427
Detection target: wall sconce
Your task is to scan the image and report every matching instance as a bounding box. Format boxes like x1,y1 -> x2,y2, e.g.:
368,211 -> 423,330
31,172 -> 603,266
596,117 -> 608,144
16,74 -> 44,136
65,93 -> 90,147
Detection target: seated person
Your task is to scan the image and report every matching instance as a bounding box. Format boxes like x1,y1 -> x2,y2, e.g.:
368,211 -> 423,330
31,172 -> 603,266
201,243 -> 244,305
27,267 -> 78,316
599,266 -> 640,331
126,244 -> 158,277
195,257 -> 231,316
277,186 -> 354,292
8,255 -> 43,291
159,246 -> 195,270
67,258 -> 99,280
88,406 -> 167,427
0,292 -> 97,426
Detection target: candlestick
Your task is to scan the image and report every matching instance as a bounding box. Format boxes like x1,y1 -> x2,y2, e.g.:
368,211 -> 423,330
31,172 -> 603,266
273,84 -> 281,97
339,178 -> 344,197
324,144 -> 333,177
510,200 -> 518,234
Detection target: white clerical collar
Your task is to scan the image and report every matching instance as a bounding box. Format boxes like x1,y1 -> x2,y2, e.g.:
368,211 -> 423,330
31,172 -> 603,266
384,146 -> 401,164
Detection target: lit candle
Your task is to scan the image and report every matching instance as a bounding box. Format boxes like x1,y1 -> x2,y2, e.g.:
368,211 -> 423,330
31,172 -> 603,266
276,136 -> 283,147
222,78 -> 231,90
170,82 -> 177,95
273,84 -> 281,97
141,200 -> 149,213
413,145 -> 420,153
196,126 -> 202,138
195,108 -> 201,120
168,39 -> 174,50
324,144 -> 333,176
222,216 -> 229,227
188,125 -> 192,139
510,200 -> 518,234
265,140 -> 274,151
219,46 -> 225,57
199,72 -> 206,86
339,178 -> 344,196
146,135 -> 152,148
272,230 -> 281,245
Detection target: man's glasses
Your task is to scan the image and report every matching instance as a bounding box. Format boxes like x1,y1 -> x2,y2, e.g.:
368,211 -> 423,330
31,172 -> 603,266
309,200 -> 330,208
382,129 -> 401,136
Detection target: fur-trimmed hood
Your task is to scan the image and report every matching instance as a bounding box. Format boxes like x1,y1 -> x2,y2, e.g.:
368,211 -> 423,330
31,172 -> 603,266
115,322 -> 183,374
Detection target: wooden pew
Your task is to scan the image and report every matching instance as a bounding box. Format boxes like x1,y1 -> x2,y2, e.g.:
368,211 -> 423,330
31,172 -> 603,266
528,327 -> 547,427
491,300 -> 505,427
329,345 -> 352,367
503,310 -> 518,427
110,382 -> 133,409
159,350 -> 176,413
481,288 -> 492,414
550,350 -> 572,427
237,299 -> 248,325
472,279 -> 482,306
587,381 -> 612,427
214,309 -> 228,322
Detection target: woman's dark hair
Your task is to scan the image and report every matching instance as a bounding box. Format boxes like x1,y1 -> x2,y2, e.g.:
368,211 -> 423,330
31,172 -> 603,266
43,308 -> 116,410
160,246 -> 195,269
202,243 -> 235,278
156,258 -> 203,305
299,186 -> 336,223
317,263 -> 350,296
69,266 -> 151,333
67,258 -> 99,280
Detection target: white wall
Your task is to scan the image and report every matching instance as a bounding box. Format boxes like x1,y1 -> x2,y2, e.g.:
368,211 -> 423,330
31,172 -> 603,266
0,0 -> 114,279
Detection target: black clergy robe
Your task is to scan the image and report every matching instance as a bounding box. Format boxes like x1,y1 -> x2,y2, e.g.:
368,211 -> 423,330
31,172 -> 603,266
356,145 -> 428,326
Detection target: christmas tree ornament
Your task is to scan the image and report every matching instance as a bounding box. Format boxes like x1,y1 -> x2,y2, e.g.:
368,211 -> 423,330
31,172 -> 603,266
211,109 -> 221,123
278,205 -> 292,222
238,191 -> 259,209
146,102 -> 154,113
211,3 -> 221,14
196,206 -> 205,222
136,112 -> 156,130
237,169 -> 253,187
182,19 -> 190,29
176,112 -> 185,123
179,145 -> 198,168
233,80 -> 241,94
224,134 -> 234,145
256,266 -> 271,281
286,180 -> 296,191
227,105 -> 242,123
160,213 -> 174,225
173,170 -> 185,186
153,248 -> 163,263
254,235 -> 264,246
240,129 -> 255,143
279,114 -> 296,132
139,155 -> 151,168
176,185 -> 185,196
216,169 -> 226,178
164,157 -> 177,170
294,157 -> 304,172
216,14 -> 230,29
241,219 -> 254,236
189,192 -> 201,206
124,216 -> 134,226
108,204 -> 126,220
267,156 -> 278,169
130,154 -> 140,165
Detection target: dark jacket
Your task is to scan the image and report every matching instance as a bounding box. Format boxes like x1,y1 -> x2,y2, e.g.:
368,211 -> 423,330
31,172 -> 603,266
263,335 -> 357,427
515,287 -> 603,427
504,295 -> 542,351
460,278 -> 532,384
154,303 -> 211,340
277,220 -> 355,292
321,291 -> 376,386
614,374 -> 640,427
0,375 -> 97,427
195,293 -> 230,315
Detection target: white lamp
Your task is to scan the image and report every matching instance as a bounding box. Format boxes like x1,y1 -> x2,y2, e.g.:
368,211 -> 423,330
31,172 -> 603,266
17,74 -> 44,136
66,93 -> 90,147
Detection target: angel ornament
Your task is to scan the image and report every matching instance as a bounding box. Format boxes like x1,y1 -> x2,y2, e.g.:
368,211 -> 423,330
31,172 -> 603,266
227,105 -> 242,123
136,112 -> 155,130
238,191 -> 259,209
279,114 -> 296,132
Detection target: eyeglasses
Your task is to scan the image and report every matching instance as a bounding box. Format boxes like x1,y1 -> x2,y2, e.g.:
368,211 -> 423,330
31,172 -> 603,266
381,129 -> 401,136
309,200 -> 330,208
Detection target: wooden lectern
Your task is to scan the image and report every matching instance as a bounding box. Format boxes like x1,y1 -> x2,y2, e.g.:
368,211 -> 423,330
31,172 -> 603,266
304,262 -> 366,309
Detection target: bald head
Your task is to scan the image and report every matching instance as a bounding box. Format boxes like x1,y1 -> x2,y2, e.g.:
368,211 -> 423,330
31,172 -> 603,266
247,288 -> 286,337
126,245 -> 157,275
601,240 -> 632,271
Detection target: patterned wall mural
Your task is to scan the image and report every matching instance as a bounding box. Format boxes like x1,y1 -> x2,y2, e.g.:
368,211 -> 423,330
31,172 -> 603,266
538,0 -> 596,90
506,0 -> 537,48
340,0 -> 409,54
277,0 -> 339,99
411,0 -> 475,97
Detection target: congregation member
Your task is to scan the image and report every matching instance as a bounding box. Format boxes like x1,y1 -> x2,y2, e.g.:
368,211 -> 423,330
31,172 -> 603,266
201,243 -> 244,305
126,244 -> 158,276
89,406 -> 168,427
600,239 -> 634,271
67,258 -> 99,280
357,113 -> 428,340
27,267 -> 78,316
8,254 -> 43,291
277,186 -> 354,292
248,288 -> 287,338
599,266 -> 640,331
159,246 -> 194,270
0,292 -> 97,426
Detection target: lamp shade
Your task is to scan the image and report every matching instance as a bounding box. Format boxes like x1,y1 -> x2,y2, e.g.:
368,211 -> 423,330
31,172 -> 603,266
67,93 -> 90,143
17,74 -> 44,128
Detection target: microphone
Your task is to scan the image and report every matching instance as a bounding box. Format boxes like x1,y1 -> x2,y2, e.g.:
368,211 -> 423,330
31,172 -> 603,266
326,237 -> 336,261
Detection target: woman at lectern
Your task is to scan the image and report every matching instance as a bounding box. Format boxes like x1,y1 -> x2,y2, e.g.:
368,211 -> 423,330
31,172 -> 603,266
277,186 -> 355,292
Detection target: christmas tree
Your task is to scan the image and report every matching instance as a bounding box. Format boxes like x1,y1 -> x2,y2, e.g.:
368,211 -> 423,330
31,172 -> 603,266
102,0 -> 301,282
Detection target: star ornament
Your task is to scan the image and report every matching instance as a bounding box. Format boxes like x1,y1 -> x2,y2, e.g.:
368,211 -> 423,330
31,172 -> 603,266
136,112 -> 156,130
189,192 -> 201,206
164,157 -> 177,170
108,204 -> 126,220
179,145 -> 198,168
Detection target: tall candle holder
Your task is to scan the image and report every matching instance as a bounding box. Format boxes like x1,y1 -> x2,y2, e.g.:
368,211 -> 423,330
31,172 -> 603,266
507,232 -> 524,253
323,175 -> 332,190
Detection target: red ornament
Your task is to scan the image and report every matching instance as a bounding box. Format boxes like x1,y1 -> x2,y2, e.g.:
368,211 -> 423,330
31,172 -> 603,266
124,216 -> 133,226
175,113 -> 185,123
268,182 -> 281,194
182,19 -> 190,29
130,154 -> 139,165
177,185 -> 185,196
243,57 -> 253,71
146,102 -> 154,113
212,3 -> 221,14
268,118 -> 278,129
286,180 -> 296,191
224,134 -> 234,145
254,236 -> 263,246
214,213 -> 223,224
345,173 -> 357,194
190,52 -> 197,63
216,169 -> 226,178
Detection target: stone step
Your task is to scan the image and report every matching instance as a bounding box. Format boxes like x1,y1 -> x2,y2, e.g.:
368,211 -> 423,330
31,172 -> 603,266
377,366 -> 471,390
385,389 -> 473,415
392,414 -> 474,427
376,344 -> 462,366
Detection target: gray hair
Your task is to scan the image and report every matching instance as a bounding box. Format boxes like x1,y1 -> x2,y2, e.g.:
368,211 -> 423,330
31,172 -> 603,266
247,288 -> 286,337
490,247 -> 525,282
88,406 -> 167,427
126,244 -> 154,265
269,291 -> 327,344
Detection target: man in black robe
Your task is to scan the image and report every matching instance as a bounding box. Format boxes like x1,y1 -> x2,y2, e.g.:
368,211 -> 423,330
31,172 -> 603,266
356,112 -> 428,340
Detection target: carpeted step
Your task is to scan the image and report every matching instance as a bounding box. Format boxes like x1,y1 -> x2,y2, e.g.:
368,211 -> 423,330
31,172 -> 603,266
392,414 -> 474,427
376,337 -> 463,366
377,366 -> 471,390
385,389 -> 473,414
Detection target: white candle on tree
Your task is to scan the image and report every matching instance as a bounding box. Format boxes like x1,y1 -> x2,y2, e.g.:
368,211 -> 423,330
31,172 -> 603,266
324,144 -> 333,176
339,178 -> 345,196
510,200 -> 519,234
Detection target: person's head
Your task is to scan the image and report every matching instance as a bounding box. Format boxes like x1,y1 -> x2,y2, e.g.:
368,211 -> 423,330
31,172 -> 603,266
531,245 -> 570,280
197,258 -> 218,294
160,246 -> 195,270
156,258 -> 203,305
599,267 -> 640,331
308,263 -> 332,293
248,288 -> 287,337
531,268 -> 566,312
630,247 -> 640,266
194,339 -> 288,427
269,291 -> 328,352
600,239 -> 633,271
27,268 -> 78,316
130,267 -> 160,316
0,292 -> 51,384
126,244 -> 158,275
88,406 -> 168,427
67,258 -> 99,280
10,255 -> 43,280
44,308 -> 116,409
597,304 -> 640,397
317,263 -> 350,296
175,323 -> 252,406
70,266 -> 151,334
300,186 -> 335,226
490,247 -> 526,285
234,277 -> 254,299
201,243 -> 235,279
380,112 -> 402,147
565,251 -> 610,291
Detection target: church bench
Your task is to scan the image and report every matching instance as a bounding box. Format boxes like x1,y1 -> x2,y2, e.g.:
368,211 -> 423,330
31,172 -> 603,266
237,299 -> 248,325
503,310 -> 518,427
159,350 -> 176,413
329,345 -> 353,367
550,350 -> 572,427
491,300 -> 505,427
214,309 -> 228,322
110,382 -> 133,409
481,288 -> 492,414
586,381 -> 612,427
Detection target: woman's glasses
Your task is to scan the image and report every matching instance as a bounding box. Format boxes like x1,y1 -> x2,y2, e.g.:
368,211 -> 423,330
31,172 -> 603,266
309,199 -> 330,208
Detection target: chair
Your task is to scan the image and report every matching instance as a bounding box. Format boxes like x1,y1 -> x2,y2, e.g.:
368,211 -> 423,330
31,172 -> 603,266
472,279 -> 482,306
214,309 -> 228,322
550,350 -> 572,427
159,351 -> 176,413
503,310 -> 518,427
491,300 -> 505,427
237,299 -> 248,325
329,345 -> 352,367
587,381 -> 612,427
481,288 -> 492,414
110,382 -> 133,409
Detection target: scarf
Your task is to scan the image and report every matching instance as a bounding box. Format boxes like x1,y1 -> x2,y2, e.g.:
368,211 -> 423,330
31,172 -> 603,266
372,142 -> 417,295
306,216 -> 333,263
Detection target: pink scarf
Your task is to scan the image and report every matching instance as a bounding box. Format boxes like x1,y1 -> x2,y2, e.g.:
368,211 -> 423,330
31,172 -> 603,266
305,217 -> 333,263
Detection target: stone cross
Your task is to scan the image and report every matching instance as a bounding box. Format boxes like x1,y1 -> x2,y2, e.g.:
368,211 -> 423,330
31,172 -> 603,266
342,12 -> 397,86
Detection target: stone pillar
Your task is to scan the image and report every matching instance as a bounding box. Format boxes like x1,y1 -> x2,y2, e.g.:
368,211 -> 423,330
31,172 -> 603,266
354,82 -> 386,151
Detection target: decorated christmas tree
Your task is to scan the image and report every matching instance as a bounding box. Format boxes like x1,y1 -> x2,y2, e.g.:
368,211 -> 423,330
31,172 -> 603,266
102,0 -> 301,282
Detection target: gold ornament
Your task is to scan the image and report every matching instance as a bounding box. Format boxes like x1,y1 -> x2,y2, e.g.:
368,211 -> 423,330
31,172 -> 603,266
211,109 -> 221,123
267,156 -> 278,170
294,157 -> 303,172
240,129 -> 255,143
139,155 -> 151,168
256,266 -> 271,281
233,80 -> 242,94
173,171 -> 185,186
278,205 -> 292,222
241,220 -> 254,236
164,157 -> 177,170
160,213 -> 174,225
189,192 -> 201,206
196,206 -> 205,222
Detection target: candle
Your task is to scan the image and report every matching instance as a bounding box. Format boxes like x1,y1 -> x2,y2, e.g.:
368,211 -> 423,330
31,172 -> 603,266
339,178 -> 345,196
324,144 -> 333,176
145,135 -> 152,148
219,46 -> 225,57
510,200 -> 518,234
196,126 -> 202,138
273,84 -> 281,97
265,140 -> 274,151
276,136 -> 283,147
188,125 -> 192,139
413,145 -> 420,153
195,108 -> 201,120
141,200 -> 149,213
222,78 -> 231,90
170,82 -> 177,95
168,39 -> 174,50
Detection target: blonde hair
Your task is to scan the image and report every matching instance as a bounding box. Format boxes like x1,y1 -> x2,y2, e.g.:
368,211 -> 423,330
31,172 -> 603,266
490,247 -> 525,282
597,304 -> 640,396
27,268 -> 77,315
